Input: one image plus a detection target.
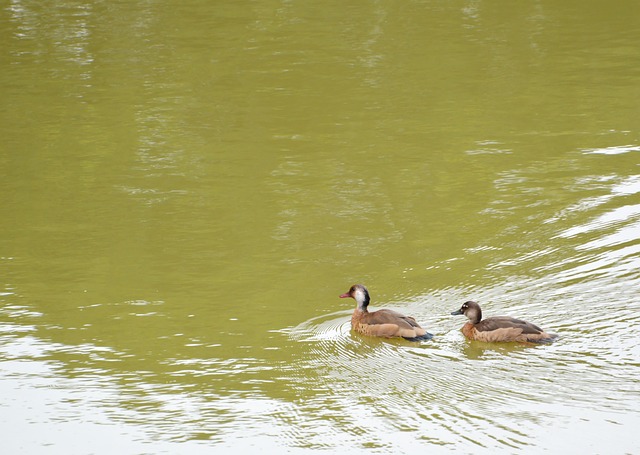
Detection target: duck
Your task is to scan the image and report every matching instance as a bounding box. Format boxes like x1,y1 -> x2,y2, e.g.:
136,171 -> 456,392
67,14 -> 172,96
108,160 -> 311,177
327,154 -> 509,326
339,284 -> 432,341
451,300 -> 557,343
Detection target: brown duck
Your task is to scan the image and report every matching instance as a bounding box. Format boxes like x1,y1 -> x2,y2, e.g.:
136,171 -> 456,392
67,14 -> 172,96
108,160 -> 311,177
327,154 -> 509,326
340,284 -> 432,341
451,300 -> 557,343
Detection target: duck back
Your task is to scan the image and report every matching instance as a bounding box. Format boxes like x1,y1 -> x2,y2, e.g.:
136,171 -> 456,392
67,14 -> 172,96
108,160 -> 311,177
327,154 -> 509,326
466,316 -> 557,343
476,316 -> 544,334
352,309 -> 432,341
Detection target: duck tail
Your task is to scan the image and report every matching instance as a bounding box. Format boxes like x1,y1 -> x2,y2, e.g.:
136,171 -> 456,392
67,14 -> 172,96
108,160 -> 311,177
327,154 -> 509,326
531,332 -> 559,343
403,332 -> 433,342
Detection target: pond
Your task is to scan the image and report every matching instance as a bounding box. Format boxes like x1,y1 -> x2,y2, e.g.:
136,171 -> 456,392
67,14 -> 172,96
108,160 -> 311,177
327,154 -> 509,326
1,1 -> 639,453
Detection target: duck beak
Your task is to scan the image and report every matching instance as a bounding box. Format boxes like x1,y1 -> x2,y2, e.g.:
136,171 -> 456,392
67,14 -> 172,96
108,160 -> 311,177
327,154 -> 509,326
451,309 -> 463,316
339,293 -> 351,298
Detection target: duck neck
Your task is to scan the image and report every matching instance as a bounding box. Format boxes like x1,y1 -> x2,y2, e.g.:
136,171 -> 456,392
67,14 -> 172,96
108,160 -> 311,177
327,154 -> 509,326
469,308 -> 482,324
356,294 -> 370,312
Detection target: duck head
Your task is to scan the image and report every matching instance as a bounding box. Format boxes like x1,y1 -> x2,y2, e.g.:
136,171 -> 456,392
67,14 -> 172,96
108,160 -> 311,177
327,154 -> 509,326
451,300 -> 482,324
340,284 -> 370,311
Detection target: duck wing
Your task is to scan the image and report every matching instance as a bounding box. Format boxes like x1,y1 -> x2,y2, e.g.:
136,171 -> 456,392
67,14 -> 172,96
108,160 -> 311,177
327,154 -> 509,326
476,316 -> 544,334
357,309 -> 431,340
366,309 -> 423,329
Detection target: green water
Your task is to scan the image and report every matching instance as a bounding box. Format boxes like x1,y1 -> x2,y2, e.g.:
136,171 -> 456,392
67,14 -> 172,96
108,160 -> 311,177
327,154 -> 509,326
1,1 -> 639,453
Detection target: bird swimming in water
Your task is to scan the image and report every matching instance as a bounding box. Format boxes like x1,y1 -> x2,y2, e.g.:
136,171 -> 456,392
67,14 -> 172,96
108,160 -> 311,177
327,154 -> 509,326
451,300 -> 557,343
340,284 -> 432,341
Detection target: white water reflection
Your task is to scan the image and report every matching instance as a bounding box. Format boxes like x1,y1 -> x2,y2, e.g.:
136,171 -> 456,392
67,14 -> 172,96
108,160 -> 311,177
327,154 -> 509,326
584,144 -> 640,155
2,1 -> 640,454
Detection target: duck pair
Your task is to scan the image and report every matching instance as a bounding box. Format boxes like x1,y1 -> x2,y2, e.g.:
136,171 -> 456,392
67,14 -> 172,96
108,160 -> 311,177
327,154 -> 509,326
340,284 -> 557,343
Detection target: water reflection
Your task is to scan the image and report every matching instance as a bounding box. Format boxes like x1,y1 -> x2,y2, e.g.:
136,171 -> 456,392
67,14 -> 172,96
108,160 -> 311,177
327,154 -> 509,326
2,0 -> 640,453
280,267 -> 640,451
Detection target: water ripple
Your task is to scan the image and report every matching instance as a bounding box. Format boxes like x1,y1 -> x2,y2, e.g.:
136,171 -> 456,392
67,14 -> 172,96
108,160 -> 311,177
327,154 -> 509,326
280,302 -> 574,452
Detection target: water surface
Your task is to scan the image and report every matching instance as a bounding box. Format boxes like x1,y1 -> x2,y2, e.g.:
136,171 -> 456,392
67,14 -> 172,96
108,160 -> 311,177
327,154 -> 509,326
1,1 -> 639,453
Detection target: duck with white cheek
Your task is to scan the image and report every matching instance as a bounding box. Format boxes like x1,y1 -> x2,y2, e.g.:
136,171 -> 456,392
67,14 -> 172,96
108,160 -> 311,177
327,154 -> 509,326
340,284 -> 432,341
